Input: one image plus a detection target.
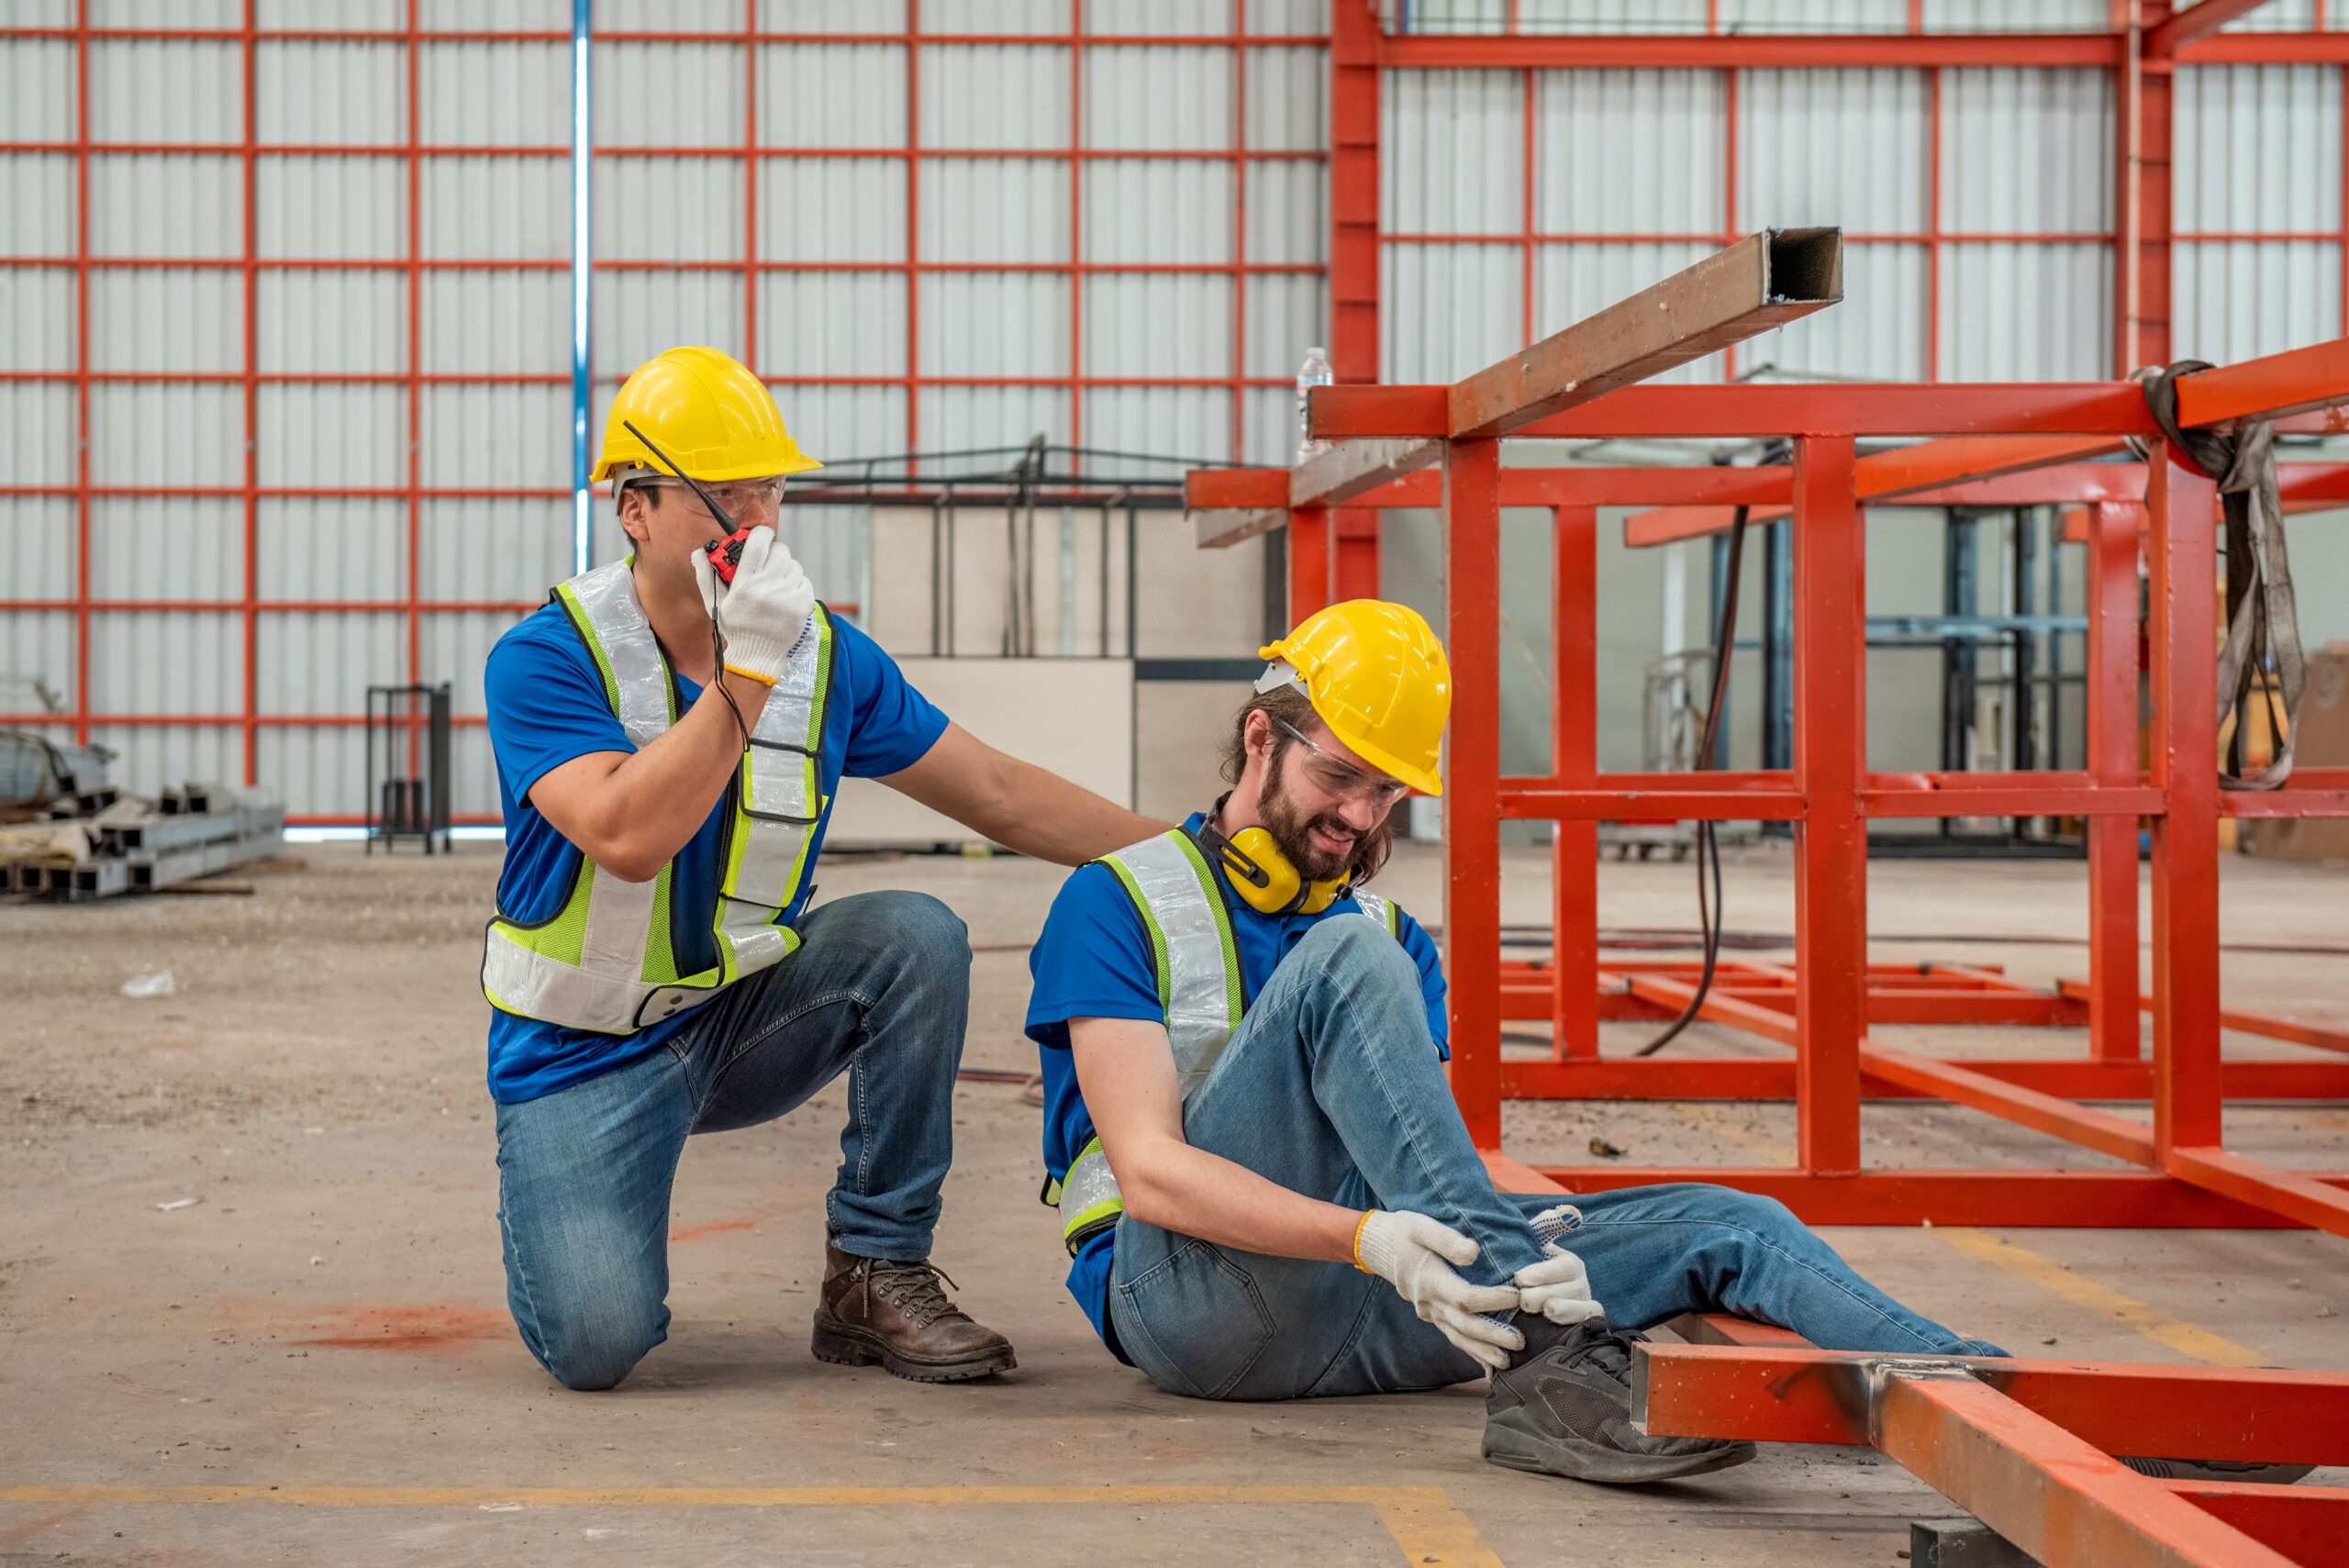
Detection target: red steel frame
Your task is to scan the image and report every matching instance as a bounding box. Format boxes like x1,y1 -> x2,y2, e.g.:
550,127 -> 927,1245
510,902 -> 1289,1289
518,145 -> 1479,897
1636,1336 -> 2349,1568
1193,327 -> 2349,1239
1296,1 -> 2349,620
0,6 -> 1324,825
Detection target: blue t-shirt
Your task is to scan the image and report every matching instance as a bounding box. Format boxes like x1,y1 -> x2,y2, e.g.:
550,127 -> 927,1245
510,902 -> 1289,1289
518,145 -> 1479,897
1023,813 -> 1448,1362
483,598 -> 950,1104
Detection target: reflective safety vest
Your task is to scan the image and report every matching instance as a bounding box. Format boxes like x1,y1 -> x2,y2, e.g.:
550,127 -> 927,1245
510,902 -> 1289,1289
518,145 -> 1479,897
481,558 -> 834,1036
1045,828 -> 1401,1255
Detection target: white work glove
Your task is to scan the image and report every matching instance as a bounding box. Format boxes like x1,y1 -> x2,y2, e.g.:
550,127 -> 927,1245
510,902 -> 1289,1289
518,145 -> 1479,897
1354,1210 -> 1523,1373
1513,1204 -> 1603,1327
691,528 -> 814,686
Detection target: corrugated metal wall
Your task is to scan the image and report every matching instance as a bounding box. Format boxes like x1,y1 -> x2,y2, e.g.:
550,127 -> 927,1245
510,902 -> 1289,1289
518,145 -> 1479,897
1,6 -> 1328,823
6,3 -> 2344,822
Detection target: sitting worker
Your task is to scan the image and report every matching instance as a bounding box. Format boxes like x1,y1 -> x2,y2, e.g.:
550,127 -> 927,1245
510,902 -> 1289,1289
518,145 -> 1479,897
1024,601 -> 2004,1485
483,346 -> 1163,1392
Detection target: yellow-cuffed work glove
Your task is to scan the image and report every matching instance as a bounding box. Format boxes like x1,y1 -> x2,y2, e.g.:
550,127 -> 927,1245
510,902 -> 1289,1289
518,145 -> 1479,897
1354,1209 -> 1523,1372
692,528 -> 814,686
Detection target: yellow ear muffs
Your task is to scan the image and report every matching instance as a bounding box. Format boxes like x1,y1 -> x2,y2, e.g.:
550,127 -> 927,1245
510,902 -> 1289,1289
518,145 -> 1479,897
1196,821 -> 1347,917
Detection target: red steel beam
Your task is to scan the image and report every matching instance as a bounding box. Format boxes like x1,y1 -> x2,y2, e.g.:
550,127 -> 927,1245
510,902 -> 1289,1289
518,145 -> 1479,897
1792,436 -> 1864,1175
2054,980 -> 2349,1057
2145,0 -> 2277,59
1313,382 -> 2164,439
1525,1169 -> 2349,1228
2087,501 -> 2147,1064
1633,1345 -> 2349,1468
2168,1482 -> 2349,1564
1445,437 -> 1505,1149
1876,1372 -> 2301,1568
1553,506 -> 1600,1061
1495,1060 -> 2349,1103
1383,34 -> 2121,69
2167,1146 -> 2349,1240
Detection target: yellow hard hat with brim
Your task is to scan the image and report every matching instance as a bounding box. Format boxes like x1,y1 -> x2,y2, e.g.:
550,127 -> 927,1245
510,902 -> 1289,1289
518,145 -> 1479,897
592,345 -> 821,484
1258,599 -> 1450,797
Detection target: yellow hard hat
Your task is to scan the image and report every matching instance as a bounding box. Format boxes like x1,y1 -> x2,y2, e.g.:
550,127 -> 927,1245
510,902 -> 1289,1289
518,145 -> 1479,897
591,345 -> 821,484
1259,599 -> 1451,796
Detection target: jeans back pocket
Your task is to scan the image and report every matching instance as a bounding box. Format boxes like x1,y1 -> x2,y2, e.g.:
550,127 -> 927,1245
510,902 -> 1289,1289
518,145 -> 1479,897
1111,1239 -> 1277,1400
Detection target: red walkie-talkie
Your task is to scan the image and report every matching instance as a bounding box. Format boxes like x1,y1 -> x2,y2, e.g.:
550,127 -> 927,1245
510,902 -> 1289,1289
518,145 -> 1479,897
620,420 -> 751,583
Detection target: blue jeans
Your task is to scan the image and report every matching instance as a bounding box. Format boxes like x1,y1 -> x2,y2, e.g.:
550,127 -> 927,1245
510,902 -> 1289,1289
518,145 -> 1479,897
1108,918 -> 2004,1401
493,890 -> 971,1391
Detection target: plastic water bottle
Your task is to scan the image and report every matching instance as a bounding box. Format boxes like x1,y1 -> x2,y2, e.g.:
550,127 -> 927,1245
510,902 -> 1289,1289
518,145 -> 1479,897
1296,346 -> 1332,462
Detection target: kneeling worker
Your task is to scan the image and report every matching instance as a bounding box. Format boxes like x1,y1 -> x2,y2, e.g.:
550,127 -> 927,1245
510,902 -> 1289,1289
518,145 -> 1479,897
484,347 -> 1163,1392
1025,601 -> 2004,1484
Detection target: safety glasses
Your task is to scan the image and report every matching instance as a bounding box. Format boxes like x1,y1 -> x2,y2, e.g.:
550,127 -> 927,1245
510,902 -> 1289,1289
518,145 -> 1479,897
1273,717 -> 1408,809
629,474 -> 787,518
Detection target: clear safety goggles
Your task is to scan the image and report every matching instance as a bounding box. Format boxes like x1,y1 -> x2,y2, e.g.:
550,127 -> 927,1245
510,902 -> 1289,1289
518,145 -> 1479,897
1271,716 -> 1408,809
628,474 -> 788,518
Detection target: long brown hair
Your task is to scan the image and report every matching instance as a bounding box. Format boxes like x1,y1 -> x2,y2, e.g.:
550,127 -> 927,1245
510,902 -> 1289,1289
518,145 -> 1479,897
1217,685 -> 1397,885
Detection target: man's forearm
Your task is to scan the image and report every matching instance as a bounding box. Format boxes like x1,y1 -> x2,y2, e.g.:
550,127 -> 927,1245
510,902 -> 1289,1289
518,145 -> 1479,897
590,674 -> 771,876
1123,1140 -> 1362,1265
985,756 -> 1165,865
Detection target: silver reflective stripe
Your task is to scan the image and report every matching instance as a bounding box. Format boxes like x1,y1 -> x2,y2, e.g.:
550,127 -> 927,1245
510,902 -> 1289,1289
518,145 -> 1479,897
1103,831 -> 1239,1099
1353,888 -> 1397,934
724,609 -> 827,909
484,570 -> 824,1035
1055,1140 -> 1124,1248
567,560 -> 671,746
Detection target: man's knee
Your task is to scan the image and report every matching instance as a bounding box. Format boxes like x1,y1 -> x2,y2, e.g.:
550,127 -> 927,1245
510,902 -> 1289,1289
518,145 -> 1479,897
529,1296 -> 666,1392
851,890 -> 971,973
1697,1185 -> 1806,1244
1293,915 -> 1414,994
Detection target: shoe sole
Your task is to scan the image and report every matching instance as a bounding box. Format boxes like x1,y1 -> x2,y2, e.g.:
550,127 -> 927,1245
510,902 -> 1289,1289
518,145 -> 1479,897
1482,1409 -> 1758,1485
810,1321 -> 1016,1384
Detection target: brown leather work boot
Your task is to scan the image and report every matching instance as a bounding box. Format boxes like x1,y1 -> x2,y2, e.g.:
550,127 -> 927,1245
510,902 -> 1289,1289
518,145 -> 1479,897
810,1244 -> 1016,1383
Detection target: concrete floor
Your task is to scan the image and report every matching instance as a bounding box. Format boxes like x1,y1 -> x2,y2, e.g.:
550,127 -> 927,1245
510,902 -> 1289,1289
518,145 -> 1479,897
4,840 -> 2346,1566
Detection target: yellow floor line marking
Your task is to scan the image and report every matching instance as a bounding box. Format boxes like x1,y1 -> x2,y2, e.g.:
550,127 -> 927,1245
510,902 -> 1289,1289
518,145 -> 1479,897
0,1485 -> 1503,1567
1664,1106 -> 2266,1365
1932,1228 -> 2269,1367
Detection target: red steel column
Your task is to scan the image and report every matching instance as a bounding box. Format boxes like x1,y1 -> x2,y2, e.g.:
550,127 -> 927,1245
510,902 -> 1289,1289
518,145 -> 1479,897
2147,456 -> 2222,1157
2117,2 -> 2175,374
1551,505 -> 1599,1059
2087,499 -> 2144,1062
1287,506 -> 1330,628
1445,436 -> 1503,1149
1793,435 -> 1864,1175
1322,0 -> 1380,616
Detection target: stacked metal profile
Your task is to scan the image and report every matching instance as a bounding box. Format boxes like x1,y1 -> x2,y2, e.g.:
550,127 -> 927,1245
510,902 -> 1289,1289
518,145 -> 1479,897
3,785 -> 285,903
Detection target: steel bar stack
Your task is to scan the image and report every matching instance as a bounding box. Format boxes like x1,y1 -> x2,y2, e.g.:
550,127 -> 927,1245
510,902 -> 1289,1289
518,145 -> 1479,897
3,785 -> 285,902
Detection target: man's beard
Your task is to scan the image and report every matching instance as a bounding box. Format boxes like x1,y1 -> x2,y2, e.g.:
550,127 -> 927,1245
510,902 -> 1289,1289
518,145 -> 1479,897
1257,745 -> 1364,885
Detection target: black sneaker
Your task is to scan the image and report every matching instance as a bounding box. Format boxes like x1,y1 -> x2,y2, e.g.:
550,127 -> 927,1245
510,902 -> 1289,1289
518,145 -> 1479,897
1483,1318 -> 1758,1485
2120,1455 -> 2315,1486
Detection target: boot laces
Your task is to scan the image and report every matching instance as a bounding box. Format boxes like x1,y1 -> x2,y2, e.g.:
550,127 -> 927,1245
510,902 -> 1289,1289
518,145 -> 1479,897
1564,1322 -> 1640,1387
863,1260 -> 963,1331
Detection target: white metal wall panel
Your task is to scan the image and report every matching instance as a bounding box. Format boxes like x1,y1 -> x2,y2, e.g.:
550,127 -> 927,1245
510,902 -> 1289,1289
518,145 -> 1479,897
1939,243 -> 2111,379
2174,64 -> 2343,363
258,156 -> 406,259
418,41 -> 568,147
1082,389 -> 1235,466
762,388 -> 909,466
421,271 -> 570,373
89,500 -> 237,604
1718,0 -> 1909,33
595,42 -> 745,148
95,728 -> 239,797
256,0 -> 403,28
258,271 -> 407,375
257,384 -> 407,490
1087,46 -> 1233,149
421,157 -> 567,259
1,42 -> 74,139
89,270 -> 242,374
1386,0 -> 2112,33
1535,70 -> 1723,235
596,157 -> 746,260
89,386 -> 242,488
419,385 -> 570,488
1921,0 -> 2107,29
924,46 -> 1071,148
919,386 -> 1072,453
0,389 -> 76,489
1,501 -> 76,602
258,616 -> 406,717
762,159 -> 909,261
91,613 -> 240,716
2177,242 -> 2344,363
419,500 -> 569,605
90,156 -> 241,258
1242,272 -> 1330,376
1386,69 -> 1522,234
1,153 -> 75,250
1085,274 -> 1234,374
1244,45 -> 1327,150
596,0 -> 738,28
922,159 -> 1072,261
259,502 -> 406,602
757,273 -> 908,376
0,270 -> 73,374
1089,0 -> 1228,32
257,730 -> 373,820
921,273 -> 1071,376
1251,0 -> 1332,31
922,0 -> 1064,31
1085,159 -> 1234,261
596,271 -> 748,381
1384,242 -> 1520,382
1248,160 -> 1328,261
756,0 -> 906,29
1741,69 -> 1928,233
1943,69 -> 2113,232
89,39 -> 239,142
760,43 -> 907,149
256,40 -> 405,146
